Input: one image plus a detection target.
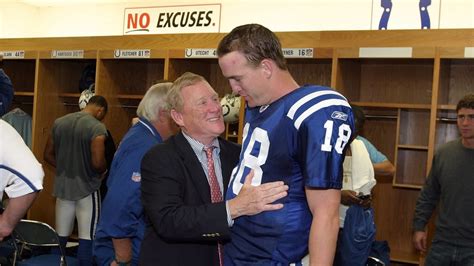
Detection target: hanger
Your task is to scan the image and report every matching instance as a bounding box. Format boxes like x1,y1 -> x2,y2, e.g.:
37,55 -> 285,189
11,107 -> 27,114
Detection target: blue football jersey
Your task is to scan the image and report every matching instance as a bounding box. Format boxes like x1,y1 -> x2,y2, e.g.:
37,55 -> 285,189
224,85 -> 354,265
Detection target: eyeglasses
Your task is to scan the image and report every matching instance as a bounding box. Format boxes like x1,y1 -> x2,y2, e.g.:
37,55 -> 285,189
457,114 -> 474,122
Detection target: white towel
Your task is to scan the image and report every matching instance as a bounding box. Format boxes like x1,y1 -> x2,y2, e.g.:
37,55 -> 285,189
340,138 -> 376,227
350,138 -> 376,196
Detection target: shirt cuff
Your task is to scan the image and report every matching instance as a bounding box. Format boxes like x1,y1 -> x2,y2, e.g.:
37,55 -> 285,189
225,200 -> 234,227
412,220 -> 426,232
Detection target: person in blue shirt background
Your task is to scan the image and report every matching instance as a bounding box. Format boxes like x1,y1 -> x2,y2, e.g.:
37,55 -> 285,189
93,82 -> 179,266
351,105 -> 395,176
340,104 -> 395,208
335,104 -> 381,266
335,104 -> 394,266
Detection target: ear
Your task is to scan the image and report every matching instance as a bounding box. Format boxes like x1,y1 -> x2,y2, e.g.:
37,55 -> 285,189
170,109 -> 184,127
260,59 -> 273,79
95,107 -> 105,120
157,109 -> 168,123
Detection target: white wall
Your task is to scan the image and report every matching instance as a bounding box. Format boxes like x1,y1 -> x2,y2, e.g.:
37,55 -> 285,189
219,0 -> 374,32
439,0 -> 474,28
0,0 -> 472,38
0,2 -> 40,38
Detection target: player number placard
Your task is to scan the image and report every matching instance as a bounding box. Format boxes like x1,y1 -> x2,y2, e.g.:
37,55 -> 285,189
282,48 -> 314,58
0,50 -> 25,59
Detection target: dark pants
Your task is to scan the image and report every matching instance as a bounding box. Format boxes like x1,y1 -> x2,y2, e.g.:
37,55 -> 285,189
425,240 -> 474,266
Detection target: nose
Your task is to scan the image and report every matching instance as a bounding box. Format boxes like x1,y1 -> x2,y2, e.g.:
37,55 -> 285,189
461,118 -> 470,126
229,80 -> 242,95
209,100 -> 222,113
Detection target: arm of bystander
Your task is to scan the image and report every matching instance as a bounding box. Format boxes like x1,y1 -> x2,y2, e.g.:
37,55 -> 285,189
91,135 -> 107,175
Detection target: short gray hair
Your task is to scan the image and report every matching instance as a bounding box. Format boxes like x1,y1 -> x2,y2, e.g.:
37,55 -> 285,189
137,82 -> 173,122
167,72 -> 209,112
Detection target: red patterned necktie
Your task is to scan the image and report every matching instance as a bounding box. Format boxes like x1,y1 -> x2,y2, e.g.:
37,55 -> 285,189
203,146 -> 224,266
204,146 -> 223,202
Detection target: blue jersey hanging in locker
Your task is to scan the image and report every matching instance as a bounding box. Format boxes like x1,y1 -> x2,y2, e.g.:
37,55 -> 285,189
225,85 -> 354,264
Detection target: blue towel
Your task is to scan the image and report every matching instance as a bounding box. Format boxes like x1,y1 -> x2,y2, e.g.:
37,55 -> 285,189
338,205 -> 376,266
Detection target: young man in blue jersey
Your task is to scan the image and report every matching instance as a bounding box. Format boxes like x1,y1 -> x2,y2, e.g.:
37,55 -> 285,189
217,24 -> 354,265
